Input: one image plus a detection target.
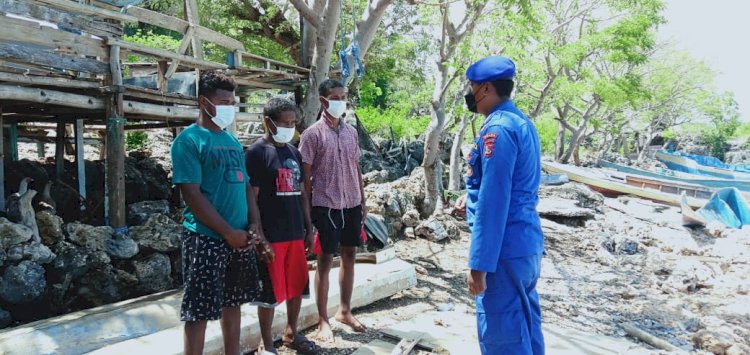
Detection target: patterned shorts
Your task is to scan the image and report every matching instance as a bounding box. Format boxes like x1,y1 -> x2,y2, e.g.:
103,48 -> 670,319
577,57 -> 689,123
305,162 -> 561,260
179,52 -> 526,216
180,229 -> 262,322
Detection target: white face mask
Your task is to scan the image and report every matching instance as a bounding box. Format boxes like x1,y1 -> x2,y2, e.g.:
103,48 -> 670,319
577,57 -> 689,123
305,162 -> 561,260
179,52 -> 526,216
325,99 -> 347,118
268,119 -> 295,144
204,99 -> 236,129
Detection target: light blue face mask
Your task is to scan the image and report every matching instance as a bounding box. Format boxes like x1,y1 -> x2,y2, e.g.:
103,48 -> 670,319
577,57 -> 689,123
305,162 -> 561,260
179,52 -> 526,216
203,99 -> 236,129
268,119 -> 295,143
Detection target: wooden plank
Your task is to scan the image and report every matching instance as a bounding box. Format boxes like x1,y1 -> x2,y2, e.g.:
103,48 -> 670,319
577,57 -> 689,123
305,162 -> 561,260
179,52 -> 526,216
0,42 -> 110,75
234,78 -> 297,90
107,38 -> 227,70
124,6 -> 243,50
0,0 -> 122,38
0,84 -> 106,110
239,51 -> 310,73
380,330 -> 437,353
30,0 -> 137,23
106,45 -> 126,228
123,87 -> 197,106
0,13 -> 109,59
351,339 -> 400,355
55,122 -> 65,179
308,248 -> 397,270
0,107 -> 5,212
0,72 -> 101,89
75,119 -> 86,206
390,333 -> 424,355
165,25 -> 196,78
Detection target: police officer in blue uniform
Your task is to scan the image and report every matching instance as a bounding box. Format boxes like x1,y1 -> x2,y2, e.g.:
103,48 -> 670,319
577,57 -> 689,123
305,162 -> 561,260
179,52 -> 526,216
464,56 -> 545,355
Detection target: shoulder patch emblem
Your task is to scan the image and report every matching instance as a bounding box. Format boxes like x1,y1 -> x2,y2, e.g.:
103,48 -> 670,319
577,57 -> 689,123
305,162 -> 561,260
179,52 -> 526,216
483,133 -> 497,158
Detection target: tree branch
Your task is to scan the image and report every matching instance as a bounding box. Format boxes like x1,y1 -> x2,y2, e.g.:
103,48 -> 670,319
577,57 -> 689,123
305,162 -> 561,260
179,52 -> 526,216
289,0 -> 322,28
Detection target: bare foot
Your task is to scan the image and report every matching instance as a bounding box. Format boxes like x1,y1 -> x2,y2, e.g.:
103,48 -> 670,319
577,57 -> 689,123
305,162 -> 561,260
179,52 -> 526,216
315,320 -> 334,343
335,311 -> 367,333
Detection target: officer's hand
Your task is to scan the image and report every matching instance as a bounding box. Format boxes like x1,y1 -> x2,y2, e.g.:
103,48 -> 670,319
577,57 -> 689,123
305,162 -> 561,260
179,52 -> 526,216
468,270 -> 487,295
223,229 -> 251,250
454,194 -> 467,212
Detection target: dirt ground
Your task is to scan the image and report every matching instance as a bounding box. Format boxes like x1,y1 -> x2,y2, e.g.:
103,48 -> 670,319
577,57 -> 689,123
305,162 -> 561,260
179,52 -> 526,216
261,194 -> 750,355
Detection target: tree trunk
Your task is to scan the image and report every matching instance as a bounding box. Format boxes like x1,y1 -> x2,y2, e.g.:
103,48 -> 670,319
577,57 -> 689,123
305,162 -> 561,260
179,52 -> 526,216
637,126 -> 654,162
448,114 -> 469,191
555,122 -> 566,162
422,62 -> 449,217
299,0 -> 341,128
559,128 -> 584,164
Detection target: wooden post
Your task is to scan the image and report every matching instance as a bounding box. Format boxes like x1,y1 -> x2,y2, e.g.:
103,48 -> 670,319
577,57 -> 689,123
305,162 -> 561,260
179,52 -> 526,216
36,143 -> 45,158
184,0 -> 202,97
157,60 -> 168,94
0,106 -> 5,212
75,119 -> 87,208
55,122 -> 65,180
9,123 -> 18,161
106,45 -> 126,228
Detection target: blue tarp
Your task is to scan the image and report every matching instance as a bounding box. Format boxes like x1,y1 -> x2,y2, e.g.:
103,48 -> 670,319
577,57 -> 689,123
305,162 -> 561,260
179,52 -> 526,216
696,188 -> 750,229
667,150 -> 750,174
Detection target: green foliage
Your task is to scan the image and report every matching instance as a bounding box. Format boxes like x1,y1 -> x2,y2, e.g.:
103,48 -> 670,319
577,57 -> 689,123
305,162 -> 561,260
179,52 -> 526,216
534,115 -> 559,155
733,123 -> 750,139
123,30 -> 181,63
126,132 -> 148,151
358,106 -> 429,140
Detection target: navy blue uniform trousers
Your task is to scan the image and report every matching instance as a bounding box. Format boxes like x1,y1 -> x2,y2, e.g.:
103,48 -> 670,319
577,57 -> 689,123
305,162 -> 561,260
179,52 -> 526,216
476,253 -> 544,354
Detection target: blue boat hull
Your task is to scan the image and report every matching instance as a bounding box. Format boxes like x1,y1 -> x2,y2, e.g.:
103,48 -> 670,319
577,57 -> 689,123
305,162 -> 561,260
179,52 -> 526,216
599,160 -> 750,192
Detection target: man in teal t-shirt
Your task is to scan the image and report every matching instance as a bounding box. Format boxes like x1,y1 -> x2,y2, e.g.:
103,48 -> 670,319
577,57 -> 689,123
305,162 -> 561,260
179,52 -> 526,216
170,71 -> 270,355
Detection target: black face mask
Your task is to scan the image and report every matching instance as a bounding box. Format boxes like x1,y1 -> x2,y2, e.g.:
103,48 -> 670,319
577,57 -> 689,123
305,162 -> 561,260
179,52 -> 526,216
464,91 -> 478,113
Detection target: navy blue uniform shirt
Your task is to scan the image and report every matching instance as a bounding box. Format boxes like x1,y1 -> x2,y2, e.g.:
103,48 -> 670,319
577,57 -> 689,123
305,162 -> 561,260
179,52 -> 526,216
466,100 -> 544,272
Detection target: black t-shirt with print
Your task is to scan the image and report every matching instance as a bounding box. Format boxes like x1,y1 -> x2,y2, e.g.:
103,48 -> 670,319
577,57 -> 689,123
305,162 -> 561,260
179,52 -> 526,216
245,138 -> 305,242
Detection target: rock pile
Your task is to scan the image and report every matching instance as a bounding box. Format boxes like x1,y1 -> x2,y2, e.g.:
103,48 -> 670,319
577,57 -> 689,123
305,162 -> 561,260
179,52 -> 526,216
0,201 -> 181,328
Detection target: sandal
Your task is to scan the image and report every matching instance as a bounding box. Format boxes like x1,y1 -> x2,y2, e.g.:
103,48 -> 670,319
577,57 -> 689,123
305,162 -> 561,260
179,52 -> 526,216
283,334 -> 322,354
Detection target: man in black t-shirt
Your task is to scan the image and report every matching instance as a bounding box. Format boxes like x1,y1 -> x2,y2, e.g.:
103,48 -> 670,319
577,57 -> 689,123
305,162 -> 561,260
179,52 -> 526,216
245,97 -> 319,354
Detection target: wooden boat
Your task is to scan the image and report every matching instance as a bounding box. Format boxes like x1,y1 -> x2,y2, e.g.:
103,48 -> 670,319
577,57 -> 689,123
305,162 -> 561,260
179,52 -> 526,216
541,161 -> 706,208
599,160 -> 750,192
655,150 -> 750,180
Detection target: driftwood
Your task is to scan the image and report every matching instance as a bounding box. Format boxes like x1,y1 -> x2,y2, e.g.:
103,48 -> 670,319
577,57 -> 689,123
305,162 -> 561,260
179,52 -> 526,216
621,322 -> 685,353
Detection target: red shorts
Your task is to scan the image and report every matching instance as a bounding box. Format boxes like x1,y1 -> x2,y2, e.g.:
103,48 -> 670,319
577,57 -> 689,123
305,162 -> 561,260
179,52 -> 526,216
256,240 -> 309,307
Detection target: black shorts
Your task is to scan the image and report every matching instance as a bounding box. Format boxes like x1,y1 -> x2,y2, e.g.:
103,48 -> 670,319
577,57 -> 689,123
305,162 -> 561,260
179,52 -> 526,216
312,205 -> 363,254
180,229 -> 262,322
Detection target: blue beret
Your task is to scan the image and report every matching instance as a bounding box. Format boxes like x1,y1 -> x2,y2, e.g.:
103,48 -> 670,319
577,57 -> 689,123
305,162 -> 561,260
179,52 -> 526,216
466,56 -> 516,83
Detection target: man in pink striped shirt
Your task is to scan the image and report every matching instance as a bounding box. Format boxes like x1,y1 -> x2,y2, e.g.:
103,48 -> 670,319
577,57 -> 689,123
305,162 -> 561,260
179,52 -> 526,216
300,79 -> 367,341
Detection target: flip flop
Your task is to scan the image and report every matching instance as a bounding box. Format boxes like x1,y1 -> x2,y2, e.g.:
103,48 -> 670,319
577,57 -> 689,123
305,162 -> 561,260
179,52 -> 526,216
283,334 -> 322,354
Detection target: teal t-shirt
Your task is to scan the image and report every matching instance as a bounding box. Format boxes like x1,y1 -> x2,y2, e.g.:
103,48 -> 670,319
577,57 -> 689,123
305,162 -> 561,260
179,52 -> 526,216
170,124 -> 249,239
